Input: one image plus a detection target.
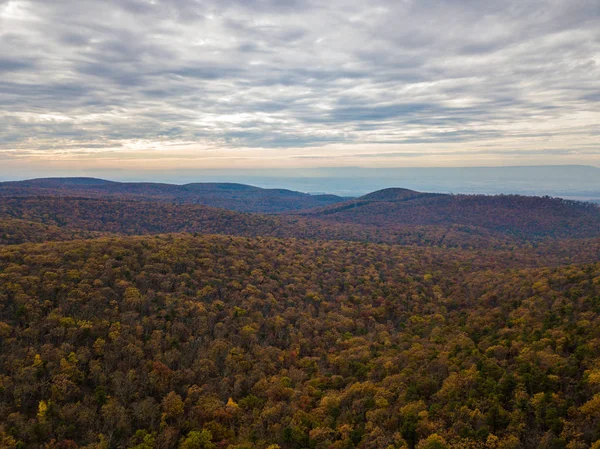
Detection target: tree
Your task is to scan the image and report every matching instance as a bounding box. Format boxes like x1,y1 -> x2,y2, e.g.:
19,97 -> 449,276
179,430 -> 214,449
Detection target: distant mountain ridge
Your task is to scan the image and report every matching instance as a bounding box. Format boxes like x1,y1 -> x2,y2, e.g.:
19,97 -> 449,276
0,177 -> 347,213
2,178 -> 600,240
297,187 -> 600,238
360,187 -> 427,201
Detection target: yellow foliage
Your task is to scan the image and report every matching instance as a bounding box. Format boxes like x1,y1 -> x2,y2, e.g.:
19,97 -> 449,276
486,434 -> 499,449
580,394 -> 600,416
37,400 -> 49,421
587,369 -> 600,385
33,353 -> 43,368
417,433 -> 447,449
0,433 -> 17,449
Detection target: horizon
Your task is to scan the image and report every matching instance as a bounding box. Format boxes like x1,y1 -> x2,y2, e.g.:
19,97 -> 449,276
3,164 -> 600,199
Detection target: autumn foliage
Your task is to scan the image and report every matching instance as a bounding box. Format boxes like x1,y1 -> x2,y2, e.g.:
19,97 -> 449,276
1,182 -> 600,449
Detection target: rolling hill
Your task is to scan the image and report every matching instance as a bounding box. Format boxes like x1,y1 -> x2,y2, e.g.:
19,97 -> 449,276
0,196 -> 518,251
0,178 -> 346,213
297,188 -> 600,238
2,193 -> 600,268
3,179 -> 600,241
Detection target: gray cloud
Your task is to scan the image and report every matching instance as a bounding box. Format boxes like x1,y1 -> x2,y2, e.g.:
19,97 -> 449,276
0,56 -> 35,72
0,0 -> 598,163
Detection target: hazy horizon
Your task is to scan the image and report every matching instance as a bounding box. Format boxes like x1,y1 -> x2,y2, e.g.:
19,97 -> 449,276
3,164 -> 600,200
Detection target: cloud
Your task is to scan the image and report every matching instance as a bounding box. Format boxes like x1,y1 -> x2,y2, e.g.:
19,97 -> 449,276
0,56 -> 36,72
0,0 -> 598,168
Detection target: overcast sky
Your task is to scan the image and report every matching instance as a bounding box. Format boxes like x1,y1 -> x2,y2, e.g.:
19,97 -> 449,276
1,0 -> 599,173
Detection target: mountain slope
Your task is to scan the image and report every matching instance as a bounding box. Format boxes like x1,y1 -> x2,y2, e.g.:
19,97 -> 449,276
298,188 -> 600,238
5,179 -> 600,240
0,218 -> 107,245
1,233 -> 600,448
0,196 -> 519,250
0,177 -> 346,213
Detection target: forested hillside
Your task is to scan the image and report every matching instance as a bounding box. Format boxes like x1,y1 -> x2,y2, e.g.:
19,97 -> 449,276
3,193 -> 600,253
0,196 -> 523,250
1,235 -> 600,449
0,178 -> 345,213
0,218 -> 107,245
4,178 -> 600,239
298,189 -> 600,239
1,180 -> 600,449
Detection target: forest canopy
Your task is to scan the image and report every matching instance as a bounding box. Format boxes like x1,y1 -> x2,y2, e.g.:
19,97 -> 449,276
0,181 -> 600,449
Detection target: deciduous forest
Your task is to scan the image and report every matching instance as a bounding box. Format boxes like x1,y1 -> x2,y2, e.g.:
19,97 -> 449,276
1,179 -> 600,449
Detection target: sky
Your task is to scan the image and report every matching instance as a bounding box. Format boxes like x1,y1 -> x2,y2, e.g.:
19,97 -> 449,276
1,0 -> 599,175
